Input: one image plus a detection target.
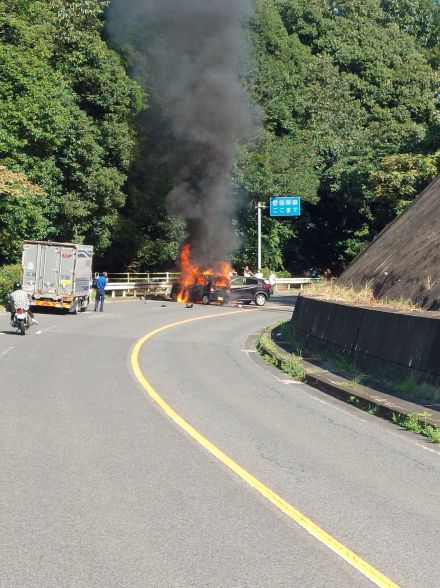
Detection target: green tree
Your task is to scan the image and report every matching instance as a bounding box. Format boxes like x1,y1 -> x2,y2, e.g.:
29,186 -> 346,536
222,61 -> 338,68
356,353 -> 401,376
0,166 -> 50,265
0,0 -> 144,262
239,0 -> 439,271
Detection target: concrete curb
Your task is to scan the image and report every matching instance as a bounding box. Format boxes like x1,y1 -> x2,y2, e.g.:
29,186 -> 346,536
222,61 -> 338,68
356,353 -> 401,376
258,326 -> 440,429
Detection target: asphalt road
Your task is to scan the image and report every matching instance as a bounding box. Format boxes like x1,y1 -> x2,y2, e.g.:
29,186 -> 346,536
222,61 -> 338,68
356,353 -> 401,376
0,297 -> 439,587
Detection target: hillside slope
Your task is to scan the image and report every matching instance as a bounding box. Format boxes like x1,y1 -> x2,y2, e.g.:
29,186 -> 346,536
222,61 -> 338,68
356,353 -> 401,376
339,175 -> 440,310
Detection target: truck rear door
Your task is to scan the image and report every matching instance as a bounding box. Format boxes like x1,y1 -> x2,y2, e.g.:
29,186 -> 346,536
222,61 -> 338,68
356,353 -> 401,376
28,243 -> 75,297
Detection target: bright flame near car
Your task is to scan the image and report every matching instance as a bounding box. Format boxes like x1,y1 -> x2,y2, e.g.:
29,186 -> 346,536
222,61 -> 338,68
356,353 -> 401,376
175,243 -> 232,304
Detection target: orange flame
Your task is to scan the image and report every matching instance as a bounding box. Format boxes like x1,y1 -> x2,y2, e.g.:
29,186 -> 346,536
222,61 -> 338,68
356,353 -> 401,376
175,243 -> 232,303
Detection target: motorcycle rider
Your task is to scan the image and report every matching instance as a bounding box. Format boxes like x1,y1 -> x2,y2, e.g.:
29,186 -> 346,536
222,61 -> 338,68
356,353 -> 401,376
10,283 -> 38,325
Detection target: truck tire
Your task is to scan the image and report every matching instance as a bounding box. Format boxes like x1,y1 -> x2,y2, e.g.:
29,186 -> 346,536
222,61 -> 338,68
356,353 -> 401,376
70,300 -> 78,315
80,297 -> 89,312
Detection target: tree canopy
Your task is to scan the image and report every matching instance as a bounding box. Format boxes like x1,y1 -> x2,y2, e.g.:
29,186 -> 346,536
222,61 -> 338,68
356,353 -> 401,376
1,0 -> 439,274
0,0 -> 143,260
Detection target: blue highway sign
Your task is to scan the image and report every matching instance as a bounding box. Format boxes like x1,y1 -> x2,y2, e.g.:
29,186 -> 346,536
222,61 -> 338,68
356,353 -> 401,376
270,196 -> 301,217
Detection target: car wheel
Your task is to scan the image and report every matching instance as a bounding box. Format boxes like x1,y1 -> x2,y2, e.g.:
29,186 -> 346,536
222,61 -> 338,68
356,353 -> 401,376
254,293 -> 267,306
202,295 -> 210,305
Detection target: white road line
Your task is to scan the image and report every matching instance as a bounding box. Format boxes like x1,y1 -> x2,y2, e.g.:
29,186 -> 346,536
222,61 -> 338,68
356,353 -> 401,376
87,313 -> 116,319
0,347 -> 14,358
273,375 -> 307,385
416,443 -> 440,454
35,325 -> 59,335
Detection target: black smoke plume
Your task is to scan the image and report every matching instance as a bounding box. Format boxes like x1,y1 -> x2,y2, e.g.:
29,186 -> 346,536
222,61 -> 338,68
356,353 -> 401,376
107,0 -> 256,267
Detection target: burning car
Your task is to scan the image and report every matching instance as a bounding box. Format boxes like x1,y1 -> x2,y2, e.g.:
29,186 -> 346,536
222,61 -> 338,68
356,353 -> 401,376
171,242 -> 232,305
171,242 -> 270,306
171,274 -> 228,305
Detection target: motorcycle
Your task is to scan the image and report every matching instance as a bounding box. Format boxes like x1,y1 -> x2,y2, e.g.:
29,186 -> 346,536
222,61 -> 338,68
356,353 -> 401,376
11,308 -> 32,335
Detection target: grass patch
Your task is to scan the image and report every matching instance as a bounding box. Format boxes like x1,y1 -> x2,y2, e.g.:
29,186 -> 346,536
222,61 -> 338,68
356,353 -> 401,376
347,395 -> 379,416
257,329 -> 305,381
262,321 -> 440,443
280,353 -> 305,381
392,411 -> 440,442
303,281 -> 420,312
276,321 -> 306,353
278,321 -> 439,402
399,377 -> 433,400
340,371 -> 367,392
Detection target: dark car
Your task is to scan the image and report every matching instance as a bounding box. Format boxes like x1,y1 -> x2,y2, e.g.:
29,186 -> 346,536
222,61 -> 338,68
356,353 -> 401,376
227,276 -> 270,306
171,275 -> 227,305
188,276 -> 227,305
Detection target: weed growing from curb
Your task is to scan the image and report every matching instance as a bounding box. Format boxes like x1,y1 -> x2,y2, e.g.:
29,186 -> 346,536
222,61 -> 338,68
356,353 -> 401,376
347,395 -> 379,415
281,353 -> 305,381
260,321 -> 440,443
392,411 -> 440,442
257,330 -> 305,381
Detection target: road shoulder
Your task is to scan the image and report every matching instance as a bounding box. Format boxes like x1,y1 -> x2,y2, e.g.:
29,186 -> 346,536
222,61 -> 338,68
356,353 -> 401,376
258,325 -> 440,429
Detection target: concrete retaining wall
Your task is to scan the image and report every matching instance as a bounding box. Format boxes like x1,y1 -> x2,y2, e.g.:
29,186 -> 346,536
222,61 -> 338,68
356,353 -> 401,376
290,296 -> 440,389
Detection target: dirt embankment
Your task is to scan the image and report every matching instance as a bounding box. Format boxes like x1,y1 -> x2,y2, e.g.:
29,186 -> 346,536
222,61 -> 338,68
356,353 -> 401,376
339,175 -> 440,310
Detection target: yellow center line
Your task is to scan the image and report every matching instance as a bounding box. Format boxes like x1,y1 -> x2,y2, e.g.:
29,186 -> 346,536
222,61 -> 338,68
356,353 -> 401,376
131,312 -> 400,588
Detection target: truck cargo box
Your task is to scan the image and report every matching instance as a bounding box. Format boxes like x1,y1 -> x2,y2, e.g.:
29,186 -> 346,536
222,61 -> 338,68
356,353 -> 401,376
22,241 -> 94,313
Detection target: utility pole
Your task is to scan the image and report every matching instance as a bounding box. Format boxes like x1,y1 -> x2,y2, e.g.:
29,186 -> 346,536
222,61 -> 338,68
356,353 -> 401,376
257,202 -> 266,273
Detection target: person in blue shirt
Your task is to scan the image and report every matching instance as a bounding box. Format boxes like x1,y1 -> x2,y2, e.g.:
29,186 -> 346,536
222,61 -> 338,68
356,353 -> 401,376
94,271 -> 108,312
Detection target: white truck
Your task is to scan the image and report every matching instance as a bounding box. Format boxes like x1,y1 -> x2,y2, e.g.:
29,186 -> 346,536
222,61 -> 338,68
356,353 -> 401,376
22,240 -> 94,313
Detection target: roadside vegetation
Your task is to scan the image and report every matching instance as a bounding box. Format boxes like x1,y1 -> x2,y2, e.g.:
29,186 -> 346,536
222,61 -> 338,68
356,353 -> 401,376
392,412 -> 440,443
256,329 -> 305,381
258,320 -> 440,442
0,263 -> 20,310
303,281 -> 422,313
1,1 -> 440,273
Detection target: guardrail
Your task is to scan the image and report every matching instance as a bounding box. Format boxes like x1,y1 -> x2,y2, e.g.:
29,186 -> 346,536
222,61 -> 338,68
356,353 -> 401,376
103,273 -> 321,298
107,272 -> 180,283
106,272 -> 180,298
273,277 -> 321,291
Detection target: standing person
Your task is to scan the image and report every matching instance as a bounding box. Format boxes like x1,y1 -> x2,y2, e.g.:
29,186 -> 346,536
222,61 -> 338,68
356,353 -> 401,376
268,270 -> 276,295
243,265 -> 254,277
94,271 -> 108,312
255,270 -> 263,279
9,283 -> 38,324
324,268 -> 332,282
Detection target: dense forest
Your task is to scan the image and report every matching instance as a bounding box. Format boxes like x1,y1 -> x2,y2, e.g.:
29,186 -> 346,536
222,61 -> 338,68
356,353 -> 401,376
1,0 -> 439,274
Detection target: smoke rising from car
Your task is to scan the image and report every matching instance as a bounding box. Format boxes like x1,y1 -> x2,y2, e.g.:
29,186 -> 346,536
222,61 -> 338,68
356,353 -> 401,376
107,0 -> 257,267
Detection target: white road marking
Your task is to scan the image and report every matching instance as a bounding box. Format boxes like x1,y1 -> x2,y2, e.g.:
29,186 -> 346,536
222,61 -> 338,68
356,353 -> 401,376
87,313 -> 116,319
241,349 -> 257,354
35,325 -> 59,335
416,443 -> 440,454
0,347 -> 14,358
273,375 -> 308,386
